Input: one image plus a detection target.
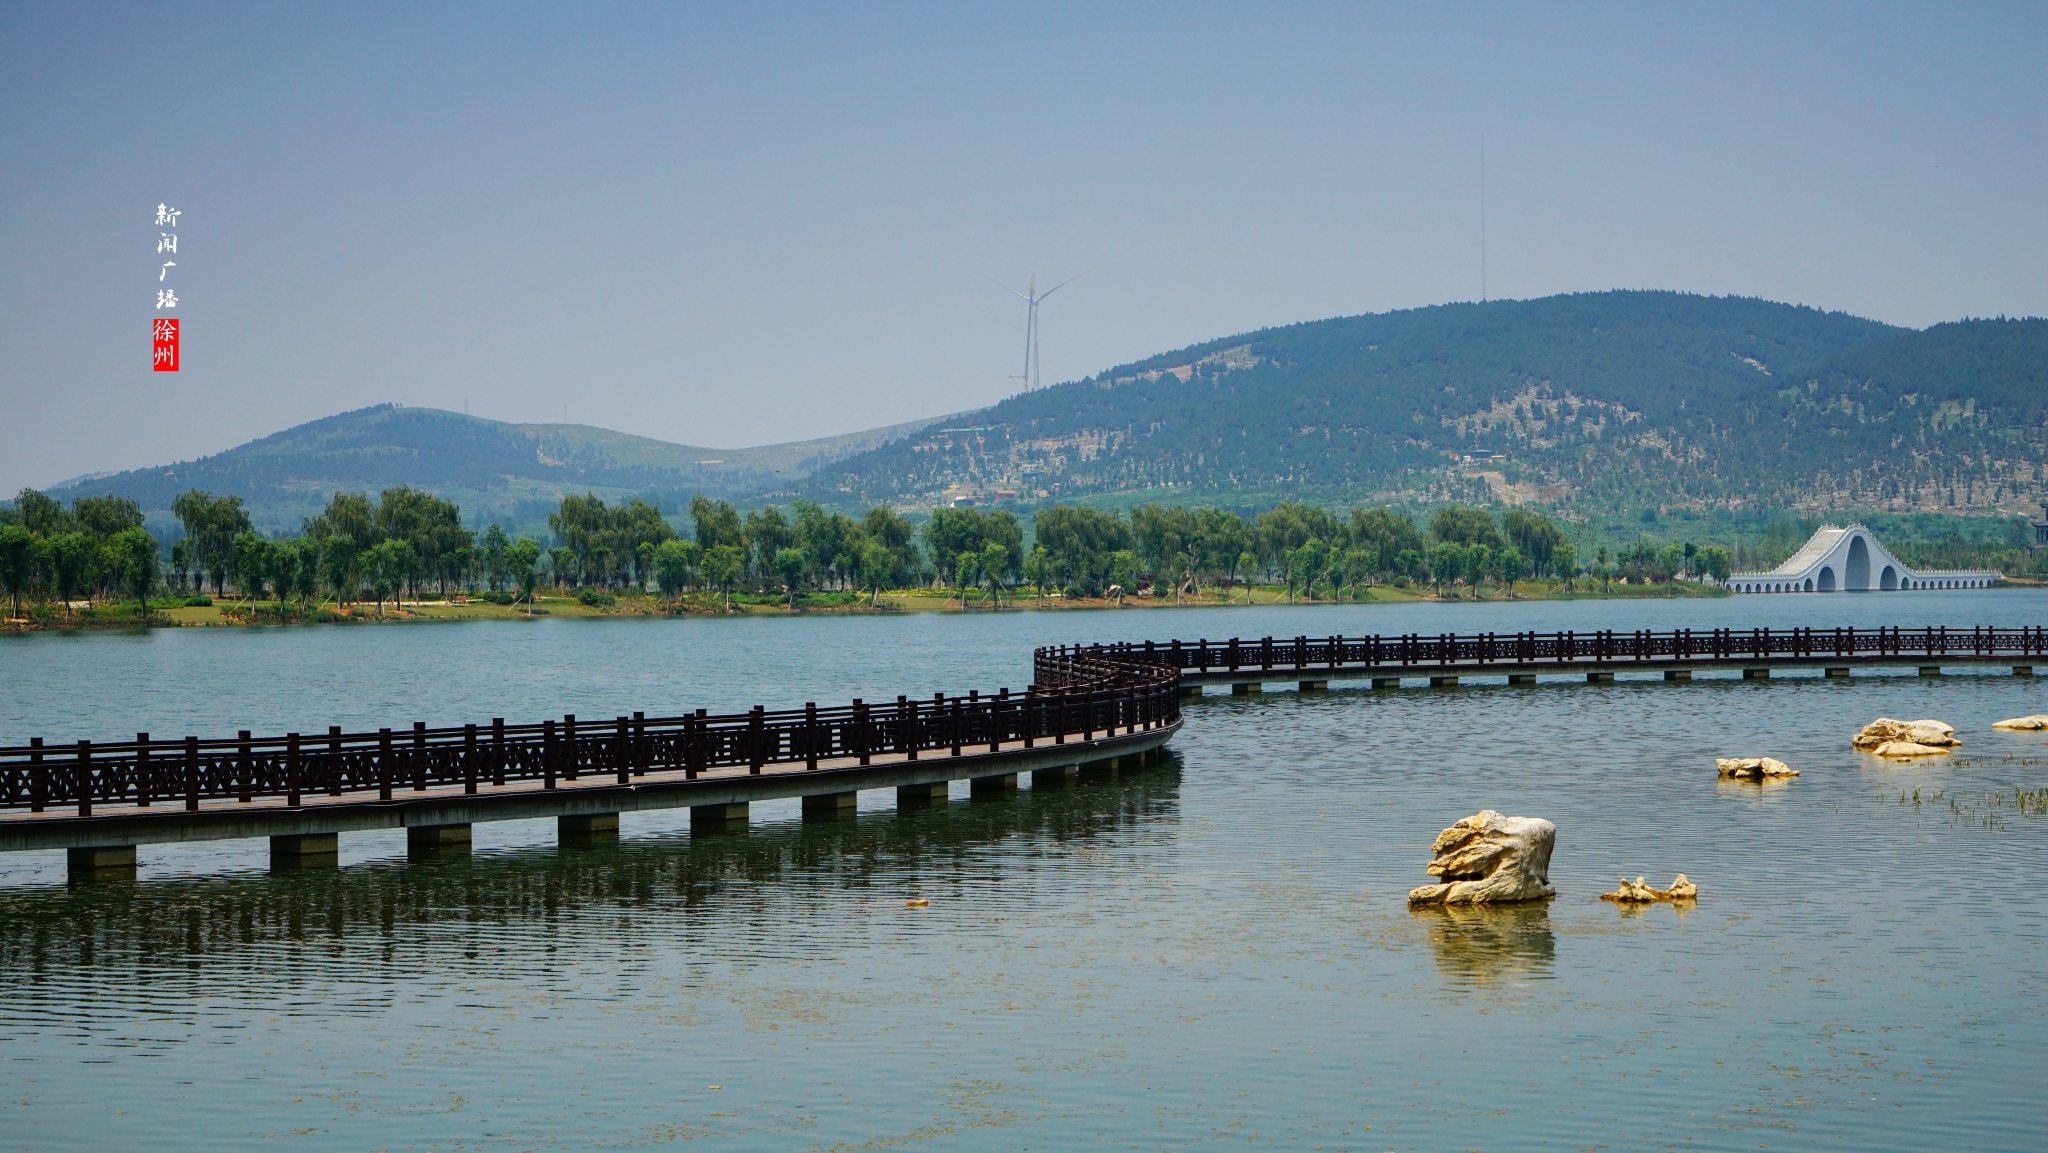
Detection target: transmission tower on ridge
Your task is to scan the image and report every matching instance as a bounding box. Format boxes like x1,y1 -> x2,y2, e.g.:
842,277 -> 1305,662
982,271 -> 1081,392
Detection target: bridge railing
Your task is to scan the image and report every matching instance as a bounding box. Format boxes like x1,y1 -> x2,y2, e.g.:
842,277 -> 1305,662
0,649 -> 1181,818
1058,625 -> 2048,673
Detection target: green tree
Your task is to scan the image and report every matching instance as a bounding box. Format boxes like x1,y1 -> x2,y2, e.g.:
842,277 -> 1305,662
1695,544 -> 1733,583
1500,508 -> 1565,575
507,537 -> 542,613
703,544 -> 744,610
1498,546 -> 1525,594
689,495 -> 744,553
322,534 -> 361,607
953,549 -> 982,608
1032,504 -> 1130,596
45,532 -> 94,616
481,524 -> 510,591
773,546 -> 808,610
1021,545 -> 1053,603
1350,507 -> 1424,577
169,537 -> 193,594
1464,543 -> 1493,597
1106,549 -> 1138,605
1429,505 -> 1502,549
107,527 -> 158,618
1237,550 -> 1259,603
1552,541 -> 1578,590
859,540 -> 894,607
651,539 -> 698,609
979,540 -> 1010,608
0,525 -> 36,619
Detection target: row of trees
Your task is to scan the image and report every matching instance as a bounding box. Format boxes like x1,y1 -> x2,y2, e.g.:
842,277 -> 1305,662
0,490 -> 163,618
1,481 -> 1749,620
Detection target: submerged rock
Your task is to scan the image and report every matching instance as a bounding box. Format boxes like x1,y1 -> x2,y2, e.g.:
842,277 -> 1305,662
1716,757 -> 1797,779
1992,715 -> 2048,731
1601,874 -> 1697,903
1852,718 -> 1958,757
1406,810 -> 1557,906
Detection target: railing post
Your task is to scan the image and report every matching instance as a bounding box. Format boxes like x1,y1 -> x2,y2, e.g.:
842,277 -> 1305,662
466,723 -> 480,794
287,732 -> 302,807
412,722 -> 428,792
184,735 -> 199,811
76,740 -> 92,818
992,689 -> 1006,753
899,696 -> 916,761
1054,692 -> 1067,745
690,709 -> 707,778
544,719 -> 558,789
1024,687 -> 1036,748
491,719 -> 505,787
748,706 -> 765,775
806,702 -> 819,769
632,712 -> 646,776
563,714 -> 578,781
29,737 -> 45,813
238,730 -> 253,802
617,716 -> 632,784
379,728 -> 394,800
855,699 -> 871,766
136,732 -> 152,807
945,692 -> 960,756
328,726 -> 343,796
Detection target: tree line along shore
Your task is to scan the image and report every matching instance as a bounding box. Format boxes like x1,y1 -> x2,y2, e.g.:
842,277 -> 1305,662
0,485 -> 1755,629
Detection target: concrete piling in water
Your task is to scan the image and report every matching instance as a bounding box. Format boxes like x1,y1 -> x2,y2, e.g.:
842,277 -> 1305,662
970,773 -> 1018,800
1372,677 -> 1401,690
270,832 -> 338,869
1429,675 -> 1459,687
1587,671 -> 1615,683
1507,674 -> 1535,685
2017,666 -> 2035,677
407,823 -> 472,859
689,803 -> 750,831
1298,680 -> 1328,692
559,812 -> 620,846
1742,668 -> 1769,680
896,782 -> 949,805
66,845 -> 136,883
1232,682 -> 1262,695
1031,765 -> 1079,788
1825,667 -> 1850,678
1919,666 -> 1942,677
1664,669 -> 1692,681
801,792 -> 858,820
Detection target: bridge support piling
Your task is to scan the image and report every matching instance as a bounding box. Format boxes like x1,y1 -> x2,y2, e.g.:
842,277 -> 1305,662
1031,765 -> 1078,788
1232,682 -> 1262,695
1429,675 -> 1460,687
270,832 -> 338,869
1508,674 -> 1535,686
1919,666 -> 1942,677
970,773 -> 1018,800
1743,668 -> 1770,680
896,782 -> 950,805
690,803 -> 750,831
1180,684 -> 1204,698
66,845 -> 136,883
801,792 -> 858,820
1298,680 -> 1328,692
407,823 -> 472,859
1372,677 -> 1401,690
1664,670 -> 1692,681
2017,666 -> 2035,677
1079,757 -> 1119,781
559,813 -> 620,846
1825,667 -> 1850,678
1586,671 -> 1614,683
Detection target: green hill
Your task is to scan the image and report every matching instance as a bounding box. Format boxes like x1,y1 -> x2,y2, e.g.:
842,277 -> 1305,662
45,405 -> 951,533
792,292 -> 2046,518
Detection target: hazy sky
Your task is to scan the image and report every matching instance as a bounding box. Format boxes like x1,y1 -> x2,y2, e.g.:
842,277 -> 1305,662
3,2 -> 2043,493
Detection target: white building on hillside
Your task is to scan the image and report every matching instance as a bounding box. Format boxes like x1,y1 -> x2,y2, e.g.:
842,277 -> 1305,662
1728,524 -> 1999,593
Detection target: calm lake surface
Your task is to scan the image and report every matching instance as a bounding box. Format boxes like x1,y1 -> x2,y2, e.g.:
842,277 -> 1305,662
2,592 -> 2045,1150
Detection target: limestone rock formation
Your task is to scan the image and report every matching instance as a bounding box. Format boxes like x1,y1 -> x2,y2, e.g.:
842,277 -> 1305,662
1992,715 -> 2048,731
1852,718 -> 1958,758
1406,810 -> 1557,906
1601,874 -> 1697,903
1716,757 -> 1797,779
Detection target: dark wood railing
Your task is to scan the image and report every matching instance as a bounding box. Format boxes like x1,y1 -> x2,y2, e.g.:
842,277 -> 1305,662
1068,624 -> 2048,674
0,644 -> 1180,818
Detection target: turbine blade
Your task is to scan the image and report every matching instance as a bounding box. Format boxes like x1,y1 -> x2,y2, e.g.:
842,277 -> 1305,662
979,269 -> 1030,300
1037,272 -> 1084,300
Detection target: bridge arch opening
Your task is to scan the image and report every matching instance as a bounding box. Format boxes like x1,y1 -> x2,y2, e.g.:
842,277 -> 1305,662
1803,578 -> 1814,592
1846,535 -> 1871,590
1818,566 -> 1836,592
1880,565 -> 1897,590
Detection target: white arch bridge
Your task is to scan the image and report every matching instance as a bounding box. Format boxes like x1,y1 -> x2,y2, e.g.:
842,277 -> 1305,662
1730,525 -> 1999,594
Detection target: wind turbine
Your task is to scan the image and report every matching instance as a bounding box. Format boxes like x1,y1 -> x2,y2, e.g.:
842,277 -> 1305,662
982,271 -> 1081,392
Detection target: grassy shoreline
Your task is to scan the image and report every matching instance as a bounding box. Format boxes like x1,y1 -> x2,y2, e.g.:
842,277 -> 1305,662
0,578 -> 1760,631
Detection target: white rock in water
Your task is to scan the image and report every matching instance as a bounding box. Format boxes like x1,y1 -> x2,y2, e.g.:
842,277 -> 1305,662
1716,757 -> 1798,779
1407,810 -> 1556,906
1870,740 -> 1953,759
1853,717 -> 1958,752
1601,873 -> 1698,903
1992,715 -> 2048,731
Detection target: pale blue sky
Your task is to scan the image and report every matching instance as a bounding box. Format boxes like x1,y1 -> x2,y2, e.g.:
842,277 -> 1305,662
2,2 -> 2042,493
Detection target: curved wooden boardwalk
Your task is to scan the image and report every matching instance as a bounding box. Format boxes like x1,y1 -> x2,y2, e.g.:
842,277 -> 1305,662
4,624 -> 2039,876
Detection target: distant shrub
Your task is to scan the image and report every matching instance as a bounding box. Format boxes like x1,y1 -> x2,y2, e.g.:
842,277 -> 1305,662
185,595 -> 213,607
575,588 -> 616,607
480,591 -> 516,605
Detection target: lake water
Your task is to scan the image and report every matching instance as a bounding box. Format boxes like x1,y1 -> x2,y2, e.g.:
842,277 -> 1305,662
1,591 -> 2044,1150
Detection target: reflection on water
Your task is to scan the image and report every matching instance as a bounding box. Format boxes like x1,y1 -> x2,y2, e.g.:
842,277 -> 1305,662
1413,900 -> 1556,983
0,768 -> 1181,1029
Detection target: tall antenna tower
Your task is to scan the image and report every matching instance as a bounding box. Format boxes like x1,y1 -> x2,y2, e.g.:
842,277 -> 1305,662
983,271 -> 1081,392
1480,135 -> 1487,303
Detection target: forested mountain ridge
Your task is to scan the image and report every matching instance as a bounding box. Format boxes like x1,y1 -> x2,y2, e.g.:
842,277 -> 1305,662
42,405 -> 953,533
794,292 -> 2046,518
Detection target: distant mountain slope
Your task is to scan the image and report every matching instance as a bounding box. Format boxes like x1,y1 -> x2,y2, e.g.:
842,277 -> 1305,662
46,406 -> 951,531
793,292 -> 2045,516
